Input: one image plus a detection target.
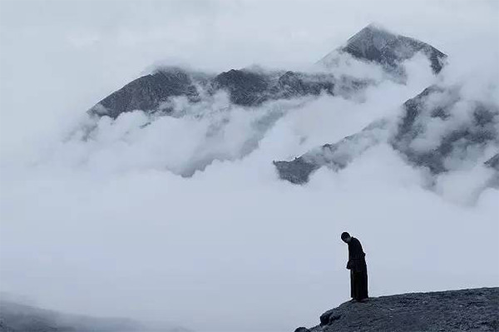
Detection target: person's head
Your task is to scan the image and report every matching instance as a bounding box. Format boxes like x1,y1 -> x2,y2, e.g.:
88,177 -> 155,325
341,232 -> 352,243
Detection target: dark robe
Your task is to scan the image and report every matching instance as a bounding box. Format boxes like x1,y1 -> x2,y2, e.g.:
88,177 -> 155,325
347,237 -> 368,301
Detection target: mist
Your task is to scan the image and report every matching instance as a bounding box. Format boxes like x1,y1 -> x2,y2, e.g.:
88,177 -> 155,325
1,1 -> 498,332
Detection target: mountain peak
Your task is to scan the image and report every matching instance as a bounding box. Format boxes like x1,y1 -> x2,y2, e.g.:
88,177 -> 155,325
319,23 -> 447,74
345,23 -> 396,53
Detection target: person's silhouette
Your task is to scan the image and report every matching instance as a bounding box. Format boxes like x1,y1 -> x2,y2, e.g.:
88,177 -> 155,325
341,232 -> 368,302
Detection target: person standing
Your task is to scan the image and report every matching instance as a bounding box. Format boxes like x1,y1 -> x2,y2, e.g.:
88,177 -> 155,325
341,232 -> 368,302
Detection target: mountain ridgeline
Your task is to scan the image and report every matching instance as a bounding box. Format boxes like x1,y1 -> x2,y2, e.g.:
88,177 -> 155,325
85,24 -> 498,187
88,68 -> 368,118
319,23 -> 447,74
274,85 -> 499,184
87,24 -> 445,119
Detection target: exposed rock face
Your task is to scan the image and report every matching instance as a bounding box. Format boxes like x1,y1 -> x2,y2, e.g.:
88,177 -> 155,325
275,85 -> 499,184
88,67 -> 207,118
87,24 -> 444,120
299,287 -> 499,332
210,69 -> 369,107
391,86 -> 498,174
270,71 -> 336,99
319,24 -> 447,74
485,153 -> 499,171
485,153 -> 499,188
273,157 -> 321,185
274,120 -> 390,184
294,328 -> 311,332
88,67 -> 365,119
211,69 -> 272,106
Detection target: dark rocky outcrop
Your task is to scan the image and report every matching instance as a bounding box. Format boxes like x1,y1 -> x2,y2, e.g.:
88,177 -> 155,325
485,153 -> 499,171
211,69 -> 272,106
391,86 -> 498,174
319,24 -> 447,74
88,67 -> 363,118
297,287 -> 499,332
270,71 -> 335,100
274,119 -> 391,184
484,153 -> 499,188
274,156 -> 321,185
201,69 -> 353,107
88,67 -> 209,118
275,85 -> 499,184
294,327 -> 311,332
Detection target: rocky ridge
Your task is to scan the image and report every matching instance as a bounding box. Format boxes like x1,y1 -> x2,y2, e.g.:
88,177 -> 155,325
275,85 -> 499,184
87,24 -> 445,119
319,23 -> 447,74
88,67 -> 369,119
294,287 -> 499,332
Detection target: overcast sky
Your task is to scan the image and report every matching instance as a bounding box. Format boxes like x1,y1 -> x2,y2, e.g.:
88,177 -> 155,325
0,1 -> 498,332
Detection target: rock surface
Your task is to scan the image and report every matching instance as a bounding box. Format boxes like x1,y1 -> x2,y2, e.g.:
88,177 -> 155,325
210,68 -> 273,106
275,85 -> 499,184
88,67 -> 209,118
485,153 -> 499,188
274,119 -> 390,184
485,153 -> 499,171
87,24 -> 443,120
299,287 -> 499,332
391,85 -> 498,174
319,23 -> 447,74
88,67 -> 366,119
